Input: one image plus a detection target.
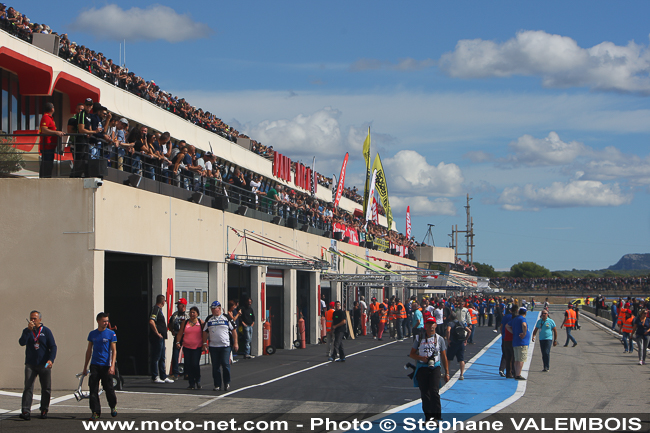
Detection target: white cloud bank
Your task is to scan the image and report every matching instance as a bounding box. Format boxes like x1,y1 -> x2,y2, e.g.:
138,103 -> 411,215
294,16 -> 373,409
439,30 -> 650,94
390,196 -> 456,216
70,4 -> 212,42
498,180 -> 632,211
503,131 -> 588,167
383,150 -> 465,197
350,58 -> 435,72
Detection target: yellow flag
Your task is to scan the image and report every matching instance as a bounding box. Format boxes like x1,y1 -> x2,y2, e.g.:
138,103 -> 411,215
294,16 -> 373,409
372,153 -> 393,231
362,127 -> 371,215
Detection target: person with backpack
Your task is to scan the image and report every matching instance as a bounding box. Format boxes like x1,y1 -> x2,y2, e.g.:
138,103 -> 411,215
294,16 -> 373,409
445,312 -> 471,380
175,306 -> 203,389
409,316 -> 449,422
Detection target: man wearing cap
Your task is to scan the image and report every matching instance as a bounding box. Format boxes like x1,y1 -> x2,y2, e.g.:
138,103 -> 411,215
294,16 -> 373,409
368,297 -> 380,339
168,298 -> 188,380
70,98 -> 94,177
506,307 -> 530,380
113,118 -> 134,171
560,302 -> 578,347
409,316 -> 449,422
202,301 -> 238,391
149,295 -> 173,384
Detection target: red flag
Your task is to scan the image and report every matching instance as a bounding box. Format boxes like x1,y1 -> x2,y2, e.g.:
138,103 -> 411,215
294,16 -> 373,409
406,205 -> 411,239
333,153 -> 349,207
273,152 -> 279,177
372,196 -> 379,223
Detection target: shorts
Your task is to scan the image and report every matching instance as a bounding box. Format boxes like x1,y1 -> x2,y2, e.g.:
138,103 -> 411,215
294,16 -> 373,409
446,341 -> 465,362
513,345 -> 528,362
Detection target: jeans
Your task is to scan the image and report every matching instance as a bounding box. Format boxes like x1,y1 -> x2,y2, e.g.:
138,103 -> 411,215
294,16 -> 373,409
39,149 -> 55,178
183,347 -> 202,387
22,364 -> 51,413
171,343 -> 181,377
88,364 -> 117,415
150,338 -> 167,380
208,346 -> 231,388
539,339 -> 552,370
332,330 -> 345,359
622,332 -> 634,352
370,316 -> 379,337
243,324 -> 253,356
468,324 -> 476,343
564,327 -> 577,346
396,318 -> 404,339
611,318 -> 617,330
416,365 -> 441,421
634,336 -> 648,362
502,340 -> 514,377
326,331 -> 334,357
488,313 -> 494,327
131,154 -> 142,175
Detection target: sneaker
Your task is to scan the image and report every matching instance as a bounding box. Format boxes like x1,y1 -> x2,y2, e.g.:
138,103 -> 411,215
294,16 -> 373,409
563,344 -> 568,347
187,385 -> 195,390
110,408 -> 117,418
195,383 -> 202,389
328,357 -> 334,361
19,412 -> 30,421
499,371 -> 506,377
245,355 -> 255,359
213,386 -> 220,391
335,358 -> 346,362
572,343 -> 577,347
515,376 -> 526,381
639,361 -> 644,365
223,383 -> 230,392
493,330 -> 498,333
459,375 -> 464,380
40,409 -> 48,419
542,368 -> 548,372
89,413 -> 100,420
164,377 -> 174,383
152,376 -> 165,383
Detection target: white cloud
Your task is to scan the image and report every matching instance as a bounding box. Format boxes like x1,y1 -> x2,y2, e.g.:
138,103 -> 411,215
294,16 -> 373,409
389,196 -> 456,216
439,30 -> 650,94
498,180 -> 632,210
70,4 -> 212,42
350,58 -> 435,72
580,153 -> 650,186
503,131 -> 589,167
383,150 -> 465,196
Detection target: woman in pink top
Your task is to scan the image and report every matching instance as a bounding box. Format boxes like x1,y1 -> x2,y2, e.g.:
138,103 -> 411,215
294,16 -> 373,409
176,307 -> 203,389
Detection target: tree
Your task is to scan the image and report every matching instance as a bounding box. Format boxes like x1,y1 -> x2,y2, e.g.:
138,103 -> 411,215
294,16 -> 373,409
474,262 -> 498,278
509,261 -> 551,278
0,135 -> 25,175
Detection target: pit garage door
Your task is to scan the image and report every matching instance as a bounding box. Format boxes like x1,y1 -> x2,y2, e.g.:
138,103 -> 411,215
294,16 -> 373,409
175,260 -> 209,320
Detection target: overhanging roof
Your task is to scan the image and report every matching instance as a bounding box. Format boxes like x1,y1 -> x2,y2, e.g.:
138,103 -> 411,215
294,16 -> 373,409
0,47 -> 52,95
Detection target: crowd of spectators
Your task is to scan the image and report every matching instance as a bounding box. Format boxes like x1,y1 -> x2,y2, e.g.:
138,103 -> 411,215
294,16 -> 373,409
490,276 -> 650,293
0,4 -> 357,195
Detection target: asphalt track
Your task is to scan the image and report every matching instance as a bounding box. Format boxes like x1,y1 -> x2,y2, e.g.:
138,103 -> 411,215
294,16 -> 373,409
2,306 -> 649,432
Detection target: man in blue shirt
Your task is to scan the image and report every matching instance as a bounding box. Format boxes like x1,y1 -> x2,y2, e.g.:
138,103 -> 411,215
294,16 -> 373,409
83,312 -> 117,420
18,310 -> 57,420
506,307 -> 530,380
610,302 -> 618,330
411,302 -> 424,340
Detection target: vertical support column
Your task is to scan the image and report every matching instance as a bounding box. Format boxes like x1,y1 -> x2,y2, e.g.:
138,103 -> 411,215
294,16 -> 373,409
93,250 -> 105,316
209,262 -> 224,304
152,256 -> 175,370
309,271 -> 320,345
250,266 -> 265,357
283,268 -> 297,350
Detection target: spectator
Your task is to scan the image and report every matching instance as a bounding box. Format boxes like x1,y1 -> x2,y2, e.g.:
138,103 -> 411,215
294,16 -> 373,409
175,306 -> 204,389
240,297 -> 256,359
507,307 -> 530,381
148,294 -> 173,384
202,301 -> 238,392
38,102 -> 65,178
167,298 -> 188,380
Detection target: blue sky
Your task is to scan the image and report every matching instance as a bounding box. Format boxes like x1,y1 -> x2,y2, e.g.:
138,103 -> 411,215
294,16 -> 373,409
17,1 -> 650,271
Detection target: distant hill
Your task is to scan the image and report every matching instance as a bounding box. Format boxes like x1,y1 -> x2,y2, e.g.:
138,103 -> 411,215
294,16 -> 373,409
608,254 -> 650,271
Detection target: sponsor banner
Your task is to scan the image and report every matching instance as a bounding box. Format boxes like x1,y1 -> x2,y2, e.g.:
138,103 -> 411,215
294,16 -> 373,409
333,153 -> 349,207
372,153 -> 393,231
333,223 -> 359,246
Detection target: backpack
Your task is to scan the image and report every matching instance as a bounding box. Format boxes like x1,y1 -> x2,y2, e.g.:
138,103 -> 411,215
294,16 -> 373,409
451,320 -> 467,342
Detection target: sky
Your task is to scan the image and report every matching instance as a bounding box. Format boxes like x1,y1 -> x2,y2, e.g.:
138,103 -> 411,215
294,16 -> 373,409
17,1 -> 650,271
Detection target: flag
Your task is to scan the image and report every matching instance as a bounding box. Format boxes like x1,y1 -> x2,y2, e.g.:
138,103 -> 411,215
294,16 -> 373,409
311,156 -> 317,196
406,206 -> 411,239
333,153 -> 349,207
372,196 -> 379,223
364,169 -> 377,227
372,153 -> 393,231
362,127 -> 371,215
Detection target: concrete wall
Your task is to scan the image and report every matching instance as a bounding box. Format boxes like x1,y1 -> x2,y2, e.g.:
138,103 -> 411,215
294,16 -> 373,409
1,178 -> 419,389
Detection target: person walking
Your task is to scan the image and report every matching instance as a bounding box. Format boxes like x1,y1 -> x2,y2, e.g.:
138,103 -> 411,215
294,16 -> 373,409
610,301 -> 618,331
445,313 -> 471,380
467,305 -> 478,344
325,302 -> 335,357
175,306 -> 204,389
38,102 -> 65,178
331,301 -> 347,362
240,297 -> 256,359
149,295 -> 173,383
82,312 -> 117,420
18,310 -> 57,420
168,298 -> 188,380
560,303 -> 578,347
377,304 -> 388,341
531,309 -> 557,372
621,309 -> 635,354
411,302 -> 423,341
368,297 -> 380,339
409,316 -> 449,422
203,301 -> 238,391
632,309 -> 649,365
507,307 -> 530,380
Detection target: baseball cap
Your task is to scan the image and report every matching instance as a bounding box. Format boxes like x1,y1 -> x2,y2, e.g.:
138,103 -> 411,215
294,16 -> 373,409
210,301 -> 221,309
176,298 -> 187,305
424,316 -> 436,324
624,302 -> 630,308
519,307 -> 527,313
84,98 -> 94,105
329,301 -> 336,308
568,303 -> 573,307
119,118 -> 129,124
371,297 -> 377,301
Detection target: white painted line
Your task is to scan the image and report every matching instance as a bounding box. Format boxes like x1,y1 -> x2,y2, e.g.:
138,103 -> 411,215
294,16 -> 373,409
196,340 -> 398,408
116,390 -> 217,398
2,393 -> 76,416
52,404 -> 161,411
0,390 -> 40,400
